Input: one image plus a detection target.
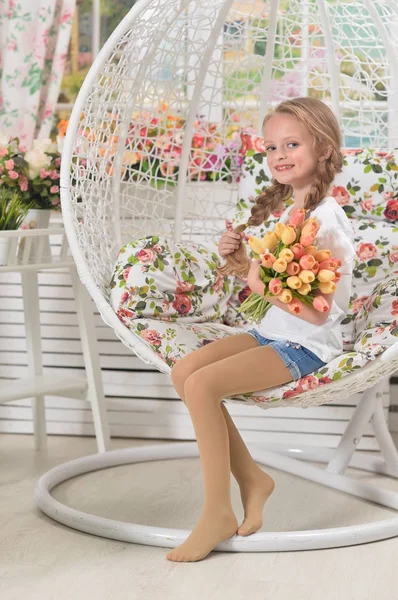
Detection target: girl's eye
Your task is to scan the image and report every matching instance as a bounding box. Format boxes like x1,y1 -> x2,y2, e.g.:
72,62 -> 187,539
266,146 -> 276,152
287,142 -> 298,148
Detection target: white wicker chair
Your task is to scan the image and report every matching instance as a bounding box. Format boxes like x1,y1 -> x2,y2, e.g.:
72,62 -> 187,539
36,0 -> 398,553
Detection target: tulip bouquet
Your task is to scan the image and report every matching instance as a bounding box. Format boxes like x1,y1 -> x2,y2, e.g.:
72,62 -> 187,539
238,208 -> 342,323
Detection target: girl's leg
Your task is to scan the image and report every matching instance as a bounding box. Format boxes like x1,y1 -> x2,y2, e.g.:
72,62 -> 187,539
167,343 -> 292,562
171,334 -> 277,535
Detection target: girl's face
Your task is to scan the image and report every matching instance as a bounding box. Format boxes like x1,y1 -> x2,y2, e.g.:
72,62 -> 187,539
263,113 -> 320,190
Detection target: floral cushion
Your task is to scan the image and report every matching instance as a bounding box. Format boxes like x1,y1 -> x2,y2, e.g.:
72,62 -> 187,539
129,316 -> 370,408
353,276 -> 398,359
110,235 -> 233,325
224,147 -> 398,349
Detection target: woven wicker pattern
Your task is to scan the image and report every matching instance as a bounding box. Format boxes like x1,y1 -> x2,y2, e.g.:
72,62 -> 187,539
61,0 -> 398,409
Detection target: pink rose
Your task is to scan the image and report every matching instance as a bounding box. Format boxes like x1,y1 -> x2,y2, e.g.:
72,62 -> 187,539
176,280 -> 195,293
392,300 -> 398,316
8,170 -> 18,179
40,168 -> 49,178
5,159 -> 14,170
374,326 -> 385,336
300,375 -> 319,390
20,178 -> 28,192
55,157 -> 61,167
389,251 -> 398,263
49,170 -> 60,180
361,198 -> 374,212
271,208 -> 284,218
140,329 -> 162,347
319,376 -> 333,385
351,295 -> 368,314
120,290 -> 129,304
253,137 -> 266,153
0,148 -> 8,157
342,149 -> 362,156
122,267 -> 131,281
282,385 -> 303,399
384,191 -> 394,201
50,185 -> 59,194
384,199 -> 398,221
172,294 -> 192,314
376,150 -> 388,157
212,270 -> 224,293
152,243 -> 162,254
331,185 -> 350,206
356,242 -> 377,261
137,248 -> 156,264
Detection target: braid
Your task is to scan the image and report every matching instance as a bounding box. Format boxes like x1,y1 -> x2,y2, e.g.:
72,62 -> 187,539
219,181 -> 291,277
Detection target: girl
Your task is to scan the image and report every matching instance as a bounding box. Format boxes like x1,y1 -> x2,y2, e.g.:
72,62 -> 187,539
167,97 -> 355,562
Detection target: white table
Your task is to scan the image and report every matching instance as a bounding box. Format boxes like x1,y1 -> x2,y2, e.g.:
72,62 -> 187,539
0,225 -> 110,452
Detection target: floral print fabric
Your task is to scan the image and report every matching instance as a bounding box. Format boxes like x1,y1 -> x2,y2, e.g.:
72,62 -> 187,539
110,235 -> 233,325
0,0 -> 75,146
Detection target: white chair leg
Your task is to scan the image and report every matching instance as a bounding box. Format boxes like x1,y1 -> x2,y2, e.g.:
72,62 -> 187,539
325,379 -> 385,475
21,271 -> 47,451
70,267 -> 110,453
371,399 -> 398,471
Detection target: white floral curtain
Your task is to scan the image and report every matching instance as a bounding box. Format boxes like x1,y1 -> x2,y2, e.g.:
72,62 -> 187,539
0,0 -> 76,146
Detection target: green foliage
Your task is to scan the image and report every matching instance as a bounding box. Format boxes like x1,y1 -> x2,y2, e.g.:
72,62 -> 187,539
0,190 -> 33,231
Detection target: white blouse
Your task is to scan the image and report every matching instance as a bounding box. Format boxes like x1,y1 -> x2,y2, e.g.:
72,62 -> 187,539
255,196 -> 356,363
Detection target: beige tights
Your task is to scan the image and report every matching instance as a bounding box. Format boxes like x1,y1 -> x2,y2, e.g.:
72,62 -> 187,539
166,333 -> 293,562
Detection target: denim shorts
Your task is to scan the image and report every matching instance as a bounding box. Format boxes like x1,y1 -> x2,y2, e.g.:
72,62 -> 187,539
247,329 -> 325,381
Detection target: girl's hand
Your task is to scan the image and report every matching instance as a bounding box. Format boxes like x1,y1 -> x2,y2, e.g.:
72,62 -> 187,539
247,259 -> 264,295
218,230 -> 245,257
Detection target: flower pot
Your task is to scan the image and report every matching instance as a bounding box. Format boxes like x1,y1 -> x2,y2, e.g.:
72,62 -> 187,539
0,237 -> 9,266
18,209 -> 52,264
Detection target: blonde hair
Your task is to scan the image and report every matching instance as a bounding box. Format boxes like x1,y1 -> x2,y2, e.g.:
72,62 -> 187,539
221,97 -> 343,277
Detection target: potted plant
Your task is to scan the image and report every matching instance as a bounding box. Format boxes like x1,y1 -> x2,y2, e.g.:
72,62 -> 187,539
0,190 -> 33,265
22,138 -> 61,229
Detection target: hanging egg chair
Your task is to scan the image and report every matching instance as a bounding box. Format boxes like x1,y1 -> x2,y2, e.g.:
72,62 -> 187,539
36,0 -> 398,553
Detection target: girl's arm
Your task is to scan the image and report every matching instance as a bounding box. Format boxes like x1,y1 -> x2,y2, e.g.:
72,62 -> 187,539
247,261 -> 333,326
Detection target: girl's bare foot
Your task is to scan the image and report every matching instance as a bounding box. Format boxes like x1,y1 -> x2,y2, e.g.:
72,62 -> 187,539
237,470 -> 275,536
166,511 -> 238,562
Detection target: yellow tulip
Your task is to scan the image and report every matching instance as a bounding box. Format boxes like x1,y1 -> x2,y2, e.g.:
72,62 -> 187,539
279,289 -> 293,303
263,231 -> 279,250
248,236 -> 267,255
298,269 -> 315,284
319,281 -> 336,294
297,282 -> 312,295
281,226 -> 297,245
314,249 -> 332,262
317,269 -> 335,282
303,245 -> 317,256
279,248 -> 294,263
286,276 -> 302,290
273,222 -> 287,240
273,258 -> 288,273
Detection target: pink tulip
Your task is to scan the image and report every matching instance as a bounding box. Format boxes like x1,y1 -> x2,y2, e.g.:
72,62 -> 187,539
299,254 -> 316,270
286,261 -> 300,276
318,259 -> 339,271
299,232 -> 316,247
313,295 -> 330,312
287,298 -> 303,314
261,252 -> 276,268
333,272 -> 341,283
288,208 -> 306,228
269,278 -> 283,295
291,243 -> 304,260
310,260 -> 320,275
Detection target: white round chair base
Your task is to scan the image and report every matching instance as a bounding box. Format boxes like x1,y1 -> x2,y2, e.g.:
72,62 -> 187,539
35,442 -> 398,552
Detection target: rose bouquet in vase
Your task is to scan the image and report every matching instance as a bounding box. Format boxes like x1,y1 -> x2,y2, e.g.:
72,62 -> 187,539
238,208 -> 342,323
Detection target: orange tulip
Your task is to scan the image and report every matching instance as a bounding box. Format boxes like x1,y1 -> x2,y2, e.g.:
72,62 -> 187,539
261,252 -> 276,268
314,249 -> 332,262
303,245 -> 317,256
286,261 -> 300,276
291,243 -> 305,260
269,278 -> 283,295
288,208 -> 306,228
287,298 -> 303,314
299,254 -> 316,270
